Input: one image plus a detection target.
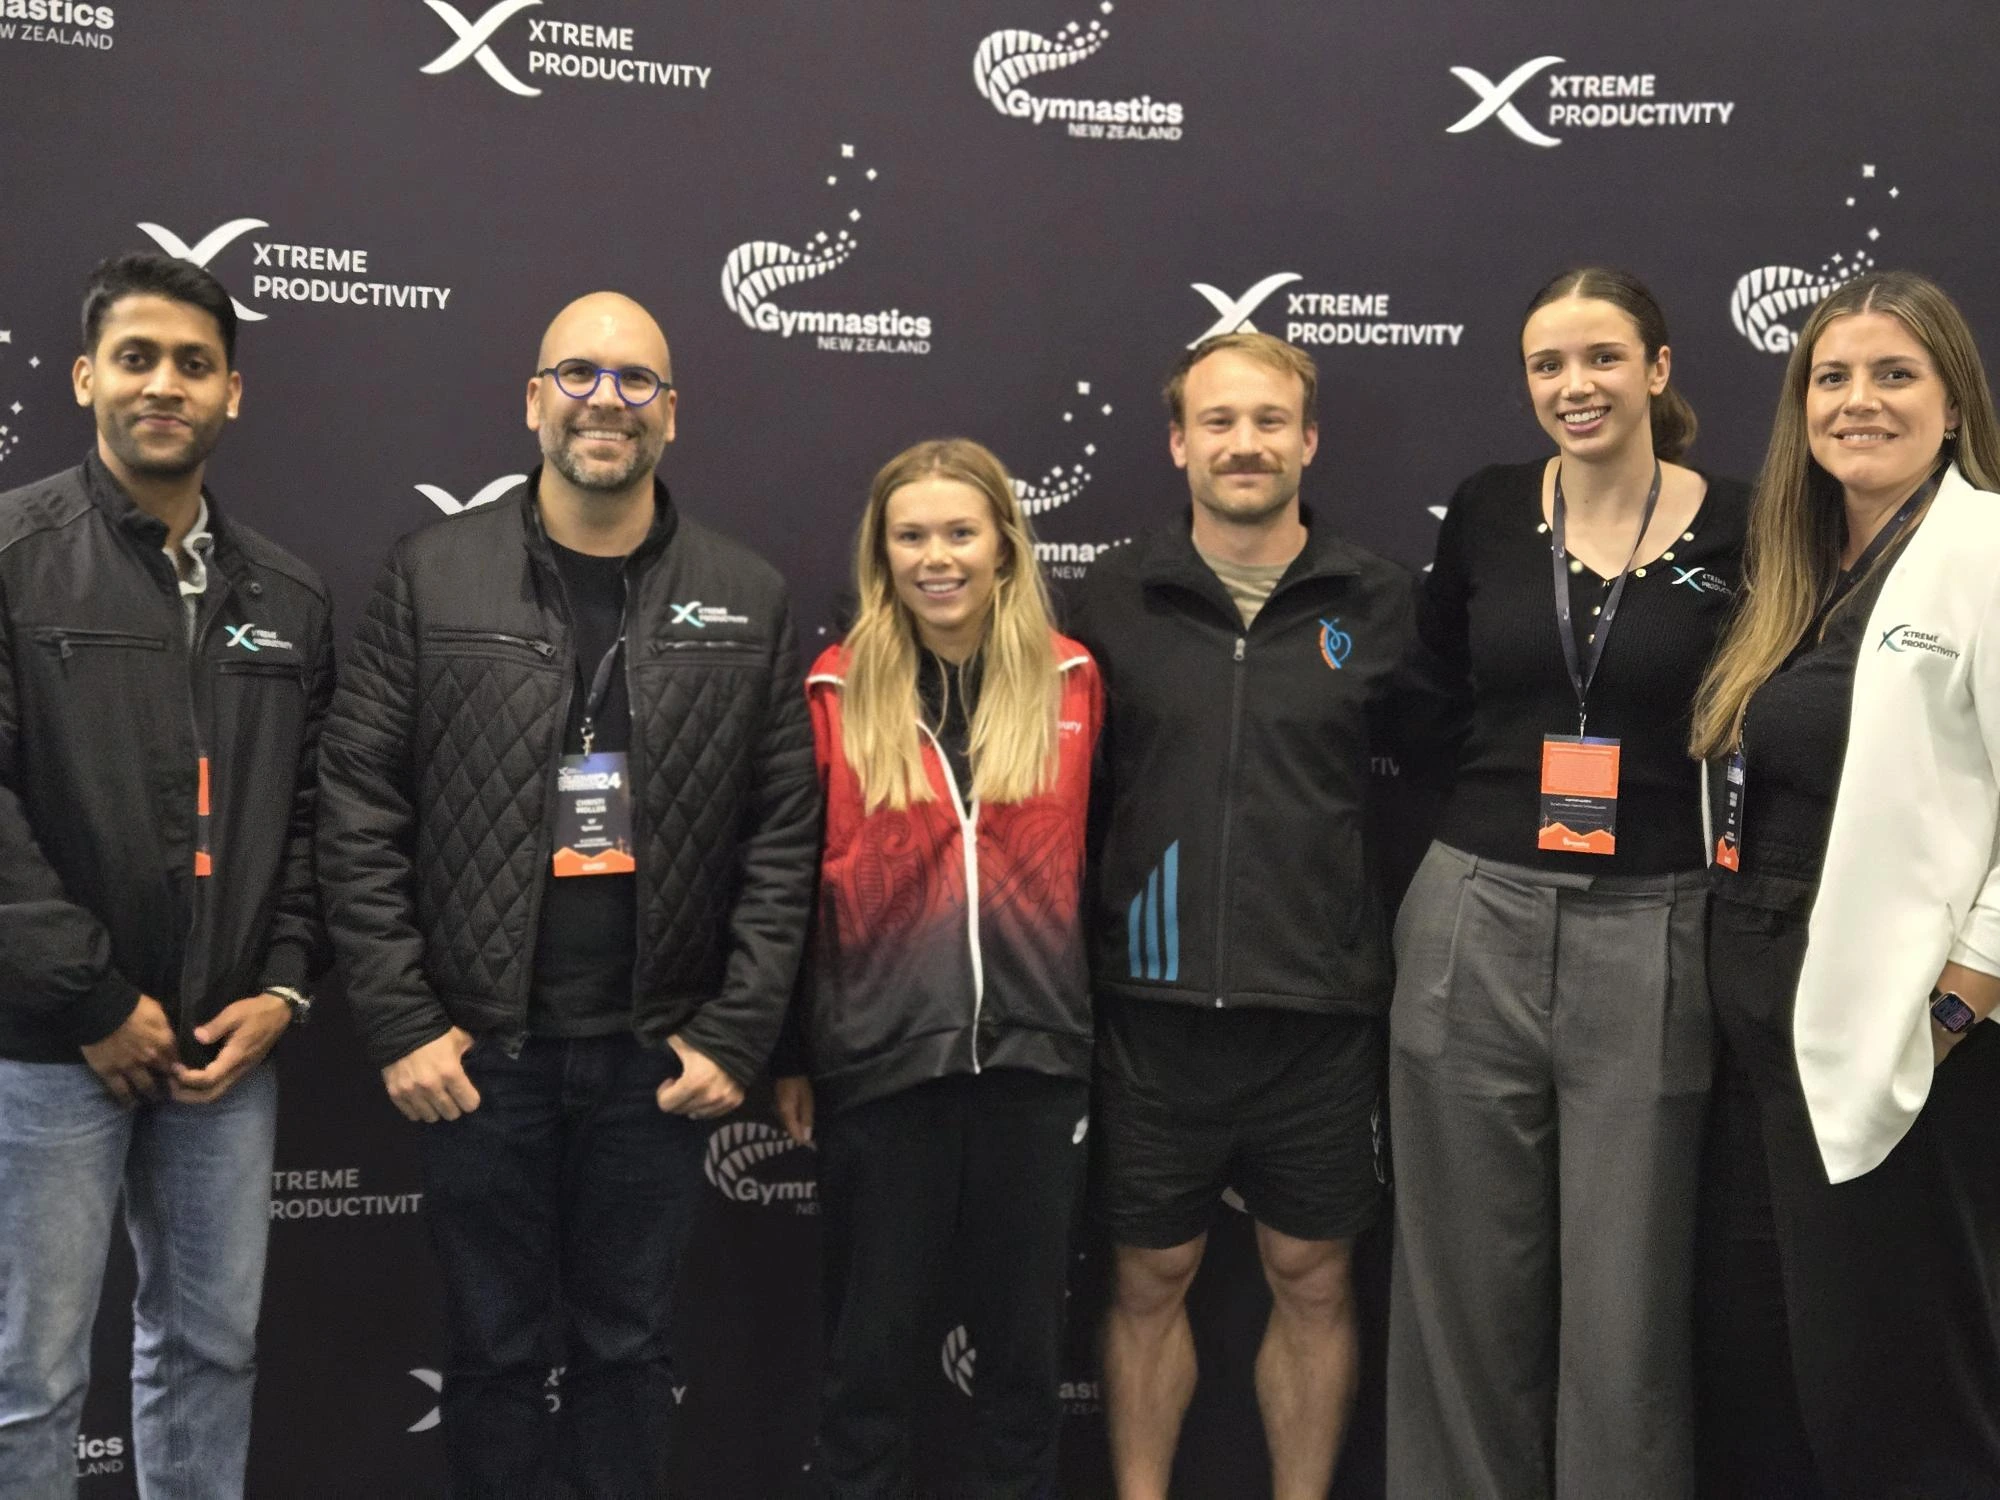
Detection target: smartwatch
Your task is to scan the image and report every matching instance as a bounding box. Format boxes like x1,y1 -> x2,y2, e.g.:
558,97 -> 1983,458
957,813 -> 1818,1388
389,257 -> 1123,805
1930,987 -> 1976,1035
264,985 -> 313,1027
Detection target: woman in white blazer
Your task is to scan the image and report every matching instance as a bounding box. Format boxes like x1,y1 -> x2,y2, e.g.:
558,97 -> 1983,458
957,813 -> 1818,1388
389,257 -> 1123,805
1689,270 -> 2000,1498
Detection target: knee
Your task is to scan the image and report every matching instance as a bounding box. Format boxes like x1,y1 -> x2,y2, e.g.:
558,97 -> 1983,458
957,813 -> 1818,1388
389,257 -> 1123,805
1261,1237 -> 1354,1327
1110,1241 -> 1203,1321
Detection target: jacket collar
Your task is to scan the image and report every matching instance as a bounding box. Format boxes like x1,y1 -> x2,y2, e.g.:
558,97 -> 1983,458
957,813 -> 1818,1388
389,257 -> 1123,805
516,465 -> 680,568
81,448 -> 241,587
1138,503 -> 1362,607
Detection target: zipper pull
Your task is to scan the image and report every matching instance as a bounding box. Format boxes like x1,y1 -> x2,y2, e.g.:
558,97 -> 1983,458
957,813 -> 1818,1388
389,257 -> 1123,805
55,632 -> 72,661
533,640 -> 556,659
1234,636 -> 1246,662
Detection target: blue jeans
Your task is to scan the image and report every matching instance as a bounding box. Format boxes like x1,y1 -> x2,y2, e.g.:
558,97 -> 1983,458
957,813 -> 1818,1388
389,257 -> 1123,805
0,1059 -> 277,1500
417,1034 -> 707,1500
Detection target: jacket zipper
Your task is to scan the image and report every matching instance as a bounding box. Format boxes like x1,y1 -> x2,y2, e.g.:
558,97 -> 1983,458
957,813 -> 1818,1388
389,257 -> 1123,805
425,628 -> 557,658
1212,634 -> 1247,1007
918,721 -> 985,1071
178,577 -> 236,1039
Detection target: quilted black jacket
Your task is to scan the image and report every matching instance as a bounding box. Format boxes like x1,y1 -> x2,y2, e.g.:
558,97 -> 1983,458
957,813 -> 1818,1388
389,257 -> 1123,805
317,475 -> 819,1083
0,455 -> 332,1063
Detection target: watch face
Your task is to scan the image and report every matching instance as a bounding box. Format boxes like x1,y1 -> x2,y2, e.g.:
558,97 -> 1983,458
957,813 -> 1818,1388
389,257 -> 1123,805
1933,990 -> 1977,1034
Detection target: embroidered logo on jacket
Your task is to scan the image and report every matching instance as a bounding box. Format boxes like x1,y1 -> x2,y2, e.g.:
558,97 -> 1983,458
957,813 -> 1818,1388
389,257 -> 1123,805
1671,565 -> 1732,597
1319,617 -> 1353,670
224,624 -> 294,653
669,600 -> 751,629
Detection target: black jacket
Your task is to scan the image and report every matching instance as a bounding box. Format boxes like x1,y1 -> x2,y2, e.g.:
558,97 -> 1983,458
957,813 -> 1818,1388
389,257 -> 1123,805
317,475 -> 819,1083
1067,512 -> 1416,1018
0,455 -> 333,1063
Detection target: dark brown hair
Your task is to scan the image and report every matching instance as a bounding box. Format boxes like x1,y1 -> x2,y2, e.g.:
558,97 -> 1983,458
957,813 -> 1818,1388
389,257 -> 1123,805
1524,267 -> 1696,461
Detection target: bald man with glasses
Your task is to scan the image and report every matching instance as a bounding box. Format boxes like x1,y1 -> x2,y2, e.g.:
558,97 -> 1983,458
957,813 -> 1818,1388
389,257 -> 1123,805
319,292 -> 818,1498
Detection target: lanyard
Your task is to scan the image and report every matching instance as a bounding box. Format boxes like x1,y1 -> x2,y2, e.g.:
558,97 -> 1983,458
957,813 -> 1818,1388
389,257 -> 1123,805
1551,459 -> 1661,735
1825,468 -> 1943,615
577,610 -> 626,757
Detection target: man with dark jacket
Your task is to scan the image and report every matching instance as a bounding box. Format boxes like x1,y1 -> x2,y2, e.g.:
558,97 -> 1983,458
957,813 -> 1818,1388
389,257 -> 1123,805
1070,333 -> 1414,1500
0,253 -> 332,1500
317,291 -> 818,1498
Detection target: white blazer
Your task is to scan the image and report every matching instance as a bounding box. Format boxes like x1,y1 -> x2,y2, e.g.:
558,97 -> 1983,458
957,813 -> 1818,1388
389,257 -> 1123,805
1796,463 -> 2000,1182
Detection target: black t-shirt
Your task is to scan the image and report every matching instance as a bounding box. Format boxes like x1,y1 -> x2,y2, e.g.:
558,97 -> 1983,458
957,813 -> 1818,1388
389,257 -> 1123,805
1420,460 -> 1751,874
528,541 -> 636,1037
1735,531 -> 1917,886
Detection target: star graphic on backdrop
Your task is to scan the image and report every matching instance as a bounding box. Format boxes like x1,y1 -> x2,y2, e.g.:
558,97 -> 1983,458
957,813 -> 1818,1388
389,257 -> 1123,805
0,330 -> 10,344
849,209 -> 861,222
840,144 -> 854,158
1077,381 -> 1091,394
1101,403 -> 1113,416
1862,164 -> 1876,177
1868,228 -> 1881,241
1889,187 -> 1900,197
865,169 -> 877,181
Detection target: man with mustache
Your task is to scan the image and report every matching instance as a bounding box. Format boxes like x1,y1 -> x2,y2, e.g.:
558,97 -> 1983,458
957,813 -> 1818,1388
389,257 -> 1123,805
0,253 -> 332,1499
318,293 -> 818,1497
1068,332 -> 1416,1500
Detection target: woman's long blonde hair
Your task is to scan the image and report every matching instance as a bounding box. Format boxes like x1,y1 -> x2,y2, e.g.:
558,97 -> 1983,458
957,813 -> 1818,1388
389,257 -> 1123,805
840,438 -> 1060,811
1690,271 -> 2000,757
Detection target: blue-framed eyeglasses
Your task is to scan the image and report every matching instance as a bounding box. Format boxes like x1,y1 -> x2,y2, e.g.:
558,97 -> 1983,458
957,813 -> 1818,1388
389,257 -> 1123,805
535,359 -> 671,408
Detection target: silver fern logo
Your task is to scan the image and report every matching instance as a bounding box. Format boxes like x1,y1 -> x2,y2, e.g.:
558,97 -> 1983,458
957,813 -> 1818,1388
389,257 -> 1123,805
0,324 -> 43,469
941,1325 -> 977,1397
973,4 -> 1184,141
702,1121 -> 817,1212
720,144 -> 932,355
1730,163 -> 1894,354
1020,378 -> 1132,581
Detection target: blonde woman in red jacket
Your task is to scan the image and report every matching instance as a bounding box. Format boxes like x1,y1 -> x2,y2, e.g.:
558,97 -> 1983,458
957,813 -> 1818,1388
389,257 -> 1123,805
774,438 -> 1103,1500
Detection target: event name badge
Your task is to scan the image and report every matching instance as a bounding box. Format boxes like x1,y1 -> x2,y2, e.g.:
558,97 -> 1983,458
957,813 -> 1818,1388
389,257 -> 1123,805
1538,735 -> 1621,854
1713,751 -> 1745,871
552,751 -> 636,876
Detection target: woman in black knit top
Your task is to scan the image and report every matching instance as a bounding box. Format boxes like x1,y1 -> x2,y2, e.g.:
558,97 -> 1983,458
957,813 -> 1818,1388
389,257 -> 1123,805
1386,268 -> 1749,1500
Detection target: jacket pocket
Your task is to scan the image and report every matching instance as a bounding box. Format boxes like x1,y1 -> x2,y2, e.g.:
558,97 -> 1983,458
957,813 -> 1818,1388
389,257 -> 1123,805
422,627 -> 557,660
32,625 -> 168,659
1389,843 -> 1471,1062
652,638 -> 764,666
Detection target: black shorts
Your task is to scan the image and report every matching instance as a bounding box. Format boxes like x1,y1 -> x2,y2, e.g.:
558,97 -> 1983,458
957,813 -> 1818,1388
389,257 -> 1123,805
1091,995 -> 1385,1248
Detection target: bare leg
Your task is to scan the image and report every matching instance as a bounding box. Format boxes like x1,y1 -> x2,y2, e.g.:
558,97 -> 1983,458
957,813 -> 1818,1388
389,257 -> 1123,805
1102,1236 -> 1206,1500
1254,1225 -> 1357,1500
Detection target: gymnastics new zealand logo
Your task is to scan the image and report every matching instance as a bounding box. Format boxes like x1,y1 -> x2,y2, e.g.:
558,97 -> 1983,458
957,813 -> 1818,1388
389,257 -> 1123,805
720,144 -> 933,355
703,1121 -> 817,1212
973,4 -> 1184,140
1730,163 -> 1895,354
0,322 -> 43,469
941,1326 -> 976,1397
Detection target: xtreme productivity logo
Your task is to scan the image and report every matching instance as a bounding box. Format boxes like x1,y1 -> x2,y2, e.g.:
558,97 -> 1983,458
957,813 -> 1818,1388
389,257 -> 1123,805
137,218 -> 453,321
1730,163 -> 1896,354
1447,55 -> 1735,148
1191,272 -> 1464,351
420,0 -> 710,96
973,3 -> 1183,141
721,144 -> 933,356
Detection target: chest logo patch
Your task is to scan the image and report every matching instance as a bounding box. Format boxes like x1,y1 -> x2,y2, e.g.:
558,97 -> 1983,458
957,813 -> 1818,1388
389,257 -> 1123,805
1671,565 -> 1733,597
1318,617 -> 1353,671
1878,623 -> 1961,660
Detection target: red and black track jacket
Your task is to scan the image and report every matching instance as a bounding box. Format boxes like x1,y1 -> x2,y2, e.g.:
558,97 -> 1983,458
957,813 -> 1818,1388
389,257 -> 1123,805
786,633 -> 1103,1115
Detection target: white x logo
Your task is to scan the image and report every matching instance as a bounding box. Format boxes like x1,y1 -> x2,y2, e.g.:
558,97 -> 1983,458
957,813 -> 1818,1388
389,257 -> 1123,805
414,475 -> 526,515
133,219 -> 270,322
420,0 -> 542,97
1187,273 -> 1303,346
1445,56 -> 1565,148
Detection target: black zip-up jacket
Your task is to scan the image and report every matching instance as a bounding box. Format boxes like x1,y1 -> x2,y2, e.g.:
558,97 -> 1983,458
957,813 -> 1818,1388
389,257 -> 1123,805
0,455 -> 333,1063
1067,511 -> 1416,1017
317,474 -> 819,1083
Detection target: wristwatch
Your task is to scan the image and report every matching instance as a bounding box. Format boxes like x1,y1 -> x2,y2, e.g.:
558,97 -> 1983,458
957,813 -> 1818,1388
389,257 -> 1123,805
264,985 -> 313,1027
1930,987 -> 1976,1035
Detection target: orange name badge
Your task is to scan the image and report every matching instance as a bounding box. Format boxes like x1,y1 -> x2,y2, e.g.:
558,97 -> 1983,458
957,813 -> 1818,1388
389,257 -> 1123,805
1538,735 -> 1620,855
551,752 -> 637,877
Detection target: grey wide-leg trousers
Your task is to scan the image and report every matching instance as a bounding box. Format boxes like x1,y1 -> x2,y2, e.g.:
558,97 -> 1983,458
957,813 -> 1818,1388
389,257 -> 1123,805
1385,841 -> 1711,1500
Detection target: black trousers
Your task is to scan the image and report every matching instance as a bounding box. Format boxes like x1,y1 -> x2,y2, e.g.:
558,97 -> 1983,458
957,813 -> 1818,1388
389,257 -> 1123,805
816,1068 -> 1089,1500
1699,888 -> 2000,1500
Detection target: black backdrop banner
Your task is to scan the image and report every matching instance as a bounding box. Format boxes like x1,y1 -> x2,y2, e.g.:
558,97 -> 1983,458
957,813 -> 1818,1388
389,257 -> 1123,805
4,3 -> 1998,1495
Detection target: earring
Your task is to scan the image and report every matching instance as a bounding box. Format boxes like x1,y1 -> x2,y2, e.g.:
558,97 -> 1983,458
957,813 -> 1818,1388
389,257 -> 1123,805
1945,428 -> 1961,441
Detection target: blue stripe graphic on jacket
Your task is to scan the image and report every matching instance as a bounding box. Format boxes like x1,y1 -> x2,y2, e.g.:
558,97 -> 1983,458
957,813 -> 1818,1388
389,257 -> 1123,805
1127,841 -> 1181,981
